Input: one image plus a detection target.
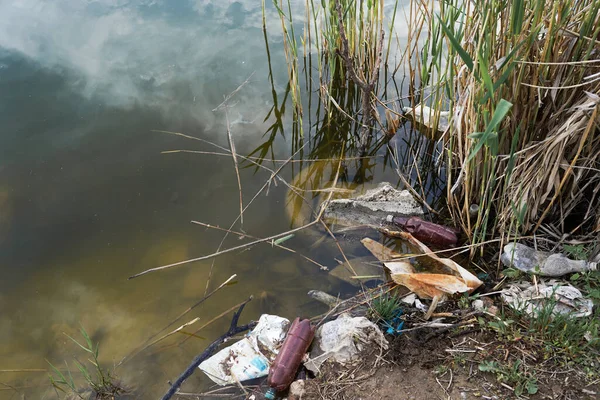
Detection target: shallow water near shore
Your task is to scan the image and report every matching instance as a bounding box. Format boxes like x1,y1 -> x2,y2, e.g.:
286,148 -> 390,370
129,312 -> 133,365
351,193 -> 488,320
0,1 -> 442,398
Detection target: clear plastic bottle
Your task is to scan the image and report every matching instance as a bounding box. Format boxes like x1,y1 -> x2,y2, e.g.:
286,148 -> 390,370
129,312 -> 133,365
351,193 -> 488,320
501,243 -> 597,276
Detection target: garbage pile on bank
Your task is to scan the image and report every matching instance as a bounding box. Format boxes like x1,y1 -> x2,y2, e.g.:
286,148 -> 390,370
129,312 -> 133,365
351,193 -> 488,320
196,187 -> 597,399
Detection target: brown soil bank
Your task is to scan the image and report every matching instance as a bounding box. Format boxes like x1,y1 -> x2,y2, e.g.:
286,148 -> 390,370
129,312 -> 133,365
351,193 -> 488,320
302,327 -> 598,400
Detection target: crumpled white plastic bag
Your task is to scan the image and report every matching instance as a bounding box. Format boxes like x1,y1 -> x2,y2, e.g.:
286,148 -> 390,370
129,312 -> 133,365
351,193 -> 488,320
198,314 -> 289,385
501,280 -> 593,318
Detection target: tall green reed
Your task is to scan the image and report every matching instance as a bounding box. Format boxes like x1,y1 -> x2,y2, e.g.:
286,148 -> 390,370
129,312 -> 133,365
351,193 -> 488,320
269,0 -> 393,152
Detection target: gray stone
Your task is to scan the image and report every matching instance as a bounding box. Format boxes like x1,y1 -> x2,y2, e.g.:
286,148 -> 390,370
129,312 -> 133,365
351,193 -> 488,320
322,182 -> 423,228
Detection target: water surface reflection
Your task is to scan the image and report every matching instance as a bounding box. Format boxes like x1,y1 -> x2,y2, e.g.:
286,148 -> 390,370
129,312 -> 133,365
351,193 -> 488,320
0,1 -> 430,398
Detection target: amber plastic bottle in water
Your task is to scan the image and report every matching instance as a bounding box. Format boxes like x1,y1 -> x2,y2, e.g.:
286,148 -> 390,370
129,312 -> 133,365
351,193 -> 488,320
264,318 -> 315,399
388,215 -> 458,248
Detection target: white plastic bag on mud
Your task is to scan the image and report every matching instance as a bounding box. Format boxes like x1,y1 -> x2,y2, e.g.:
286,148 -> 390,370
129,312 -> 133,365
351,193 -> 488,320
305,313 -> 388,374
501,281 -> 593,318
198,314 -> 289,385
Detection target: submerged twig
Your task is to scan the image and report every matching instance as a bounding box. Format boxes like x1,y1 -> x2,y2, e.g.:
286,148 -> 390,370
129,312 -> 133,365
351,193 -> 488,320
119,275 -> 237,366
129,149 -> 344,279
160,297 -> 255,400
225,106 -> 244,229
212,72 -> 255,112
132,318 -> 201,359
191,221 -> 328,270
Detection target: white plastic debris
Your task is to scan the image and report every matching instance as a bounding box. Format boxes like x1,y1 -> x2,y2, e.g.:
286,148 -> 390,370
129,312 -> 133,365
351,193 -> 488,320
305,313 -> 387,374
501,281 -> 593,318
401,293 -> 428,312
403,105 -> 451,132
199,314 -> 289,385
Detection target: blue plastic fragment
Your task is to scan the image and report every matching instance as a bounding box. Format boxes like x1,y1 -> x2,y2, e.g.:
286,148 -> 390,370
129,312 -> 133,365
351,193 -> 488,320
265,388 -> 276,399
381,309 -> 404,335
250,357 -> 268,372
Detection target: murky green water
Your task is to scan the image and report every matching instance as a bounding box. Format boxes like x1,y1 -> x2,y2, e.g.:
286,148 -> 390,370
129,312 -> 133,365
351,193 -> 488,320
0,1 -> 441,398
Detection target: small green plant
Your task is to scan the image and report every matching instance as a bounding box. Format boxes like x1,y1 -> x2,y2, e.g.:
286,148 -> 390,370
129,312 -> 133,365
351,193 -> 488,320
457,293 -> 480,310
452,352 -> 467,366
457,293 -> 470,310
433,364 -> 449,376
479,359 -> 538,396
369,292 -> 401,323
571,271 -> 600,305
563,244 -> 591,261
479,292 -> 600,388
501,268 -> 522,279
48,326 -> 127,399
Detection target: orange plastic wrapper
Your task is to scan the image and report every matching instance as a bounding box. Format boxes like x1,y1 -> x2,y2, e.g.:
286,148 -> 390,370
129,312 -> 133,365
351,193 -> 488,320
362,234 -> 482,300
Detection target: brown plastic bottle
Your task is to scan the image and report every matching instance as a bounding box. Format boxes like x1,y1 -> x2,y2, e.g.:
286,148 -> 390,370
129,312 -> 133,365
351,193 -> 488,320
265,318 -> 315,399
389,215 -> 458,248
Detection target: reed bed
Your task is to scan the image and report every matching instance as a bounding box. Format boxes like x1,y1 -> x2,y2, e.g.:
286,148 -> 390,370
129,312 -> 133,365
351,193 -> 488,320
269,0 -> 393,152
270,0 -> 600,253
408,0 -> 600,250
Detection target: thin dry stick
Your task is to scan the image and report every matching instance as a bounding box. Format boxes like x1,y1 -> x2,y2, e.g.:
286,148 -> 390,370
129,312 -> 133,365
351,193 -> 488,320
319,220 -> 358,277
133,317 -> 201,356
128,224 -> 313,279
118,275 -> 237,366
191,221 -> 328,270
179,297 -> 253,346
158,133 -> 315,212
0,369 -> 46,373
224,106 -> 244,229
202,144 -> 309,295
212,72 -> 255,112
162,150 -> 376,163
205,74 -> 254,293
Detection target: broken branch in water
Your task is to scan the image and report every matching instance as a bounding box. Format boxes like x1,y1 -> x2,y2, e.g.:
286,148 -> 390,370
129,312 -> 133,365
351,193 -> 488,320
160,296 -> 255,400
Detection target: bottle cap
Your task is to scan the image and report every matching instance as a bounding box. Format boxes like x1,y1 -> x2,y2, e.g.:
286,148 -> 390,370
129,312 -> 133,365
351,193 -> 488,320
265,388 -> 277,400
